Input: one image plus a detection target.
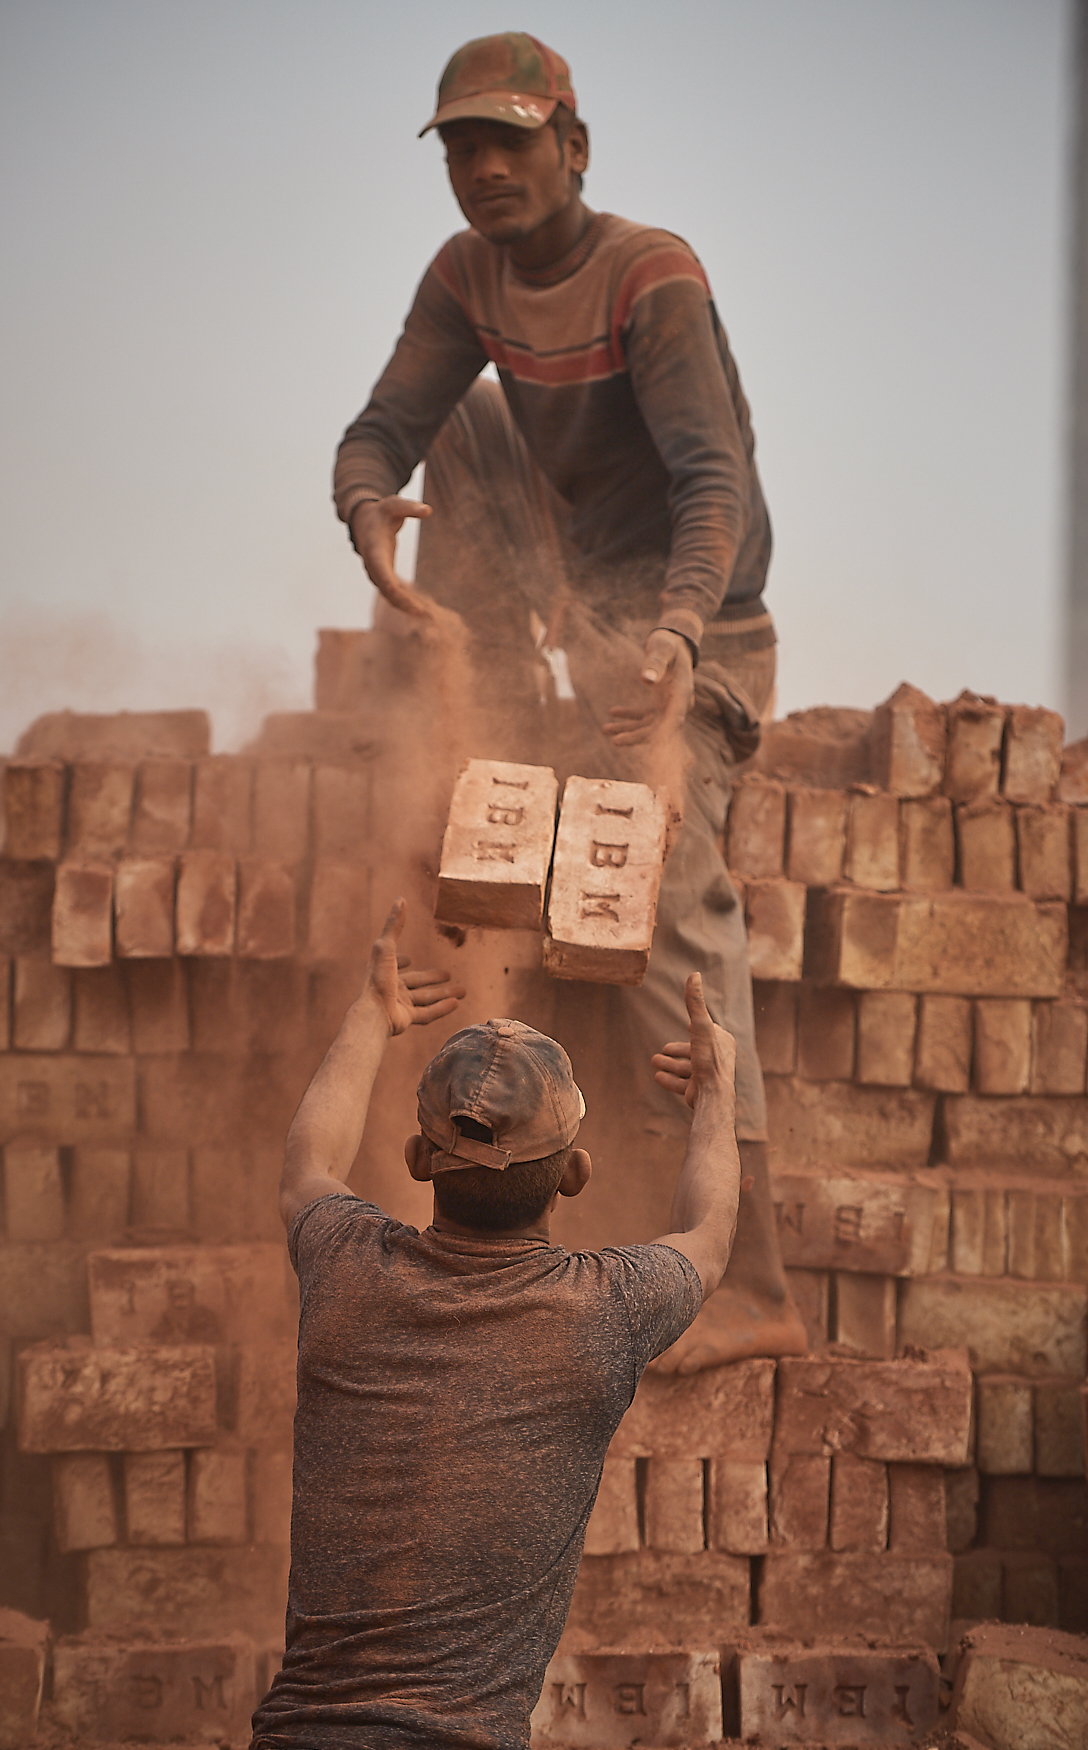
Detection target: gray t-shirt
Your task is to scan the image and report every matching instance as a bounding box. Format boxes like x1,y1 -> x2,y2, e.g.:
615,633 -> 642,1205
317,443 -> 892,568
250,1192 -> 702,1750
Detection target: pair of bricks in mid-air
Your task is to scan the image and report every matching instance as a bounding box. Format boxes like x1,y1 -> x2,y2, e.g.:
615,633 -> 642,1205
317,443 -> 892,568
435,761 -> 668,985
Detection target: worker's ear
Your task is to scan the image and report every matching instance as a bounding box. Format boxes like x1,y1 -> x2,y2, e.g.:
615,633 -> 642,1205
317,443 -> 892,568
404,1134 -> 431,1182
557,1147 -> 591,1199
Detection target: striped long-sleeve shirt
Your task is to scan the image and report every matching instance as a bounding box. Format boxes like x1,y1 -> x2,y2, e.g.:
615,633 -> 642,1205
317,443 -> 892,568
334,211 -> 772,652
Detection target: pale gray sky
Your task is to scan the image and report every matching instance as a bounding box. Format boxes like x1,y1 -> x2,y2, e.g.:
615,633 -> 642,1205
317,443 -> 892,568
0,0 -> 1073,749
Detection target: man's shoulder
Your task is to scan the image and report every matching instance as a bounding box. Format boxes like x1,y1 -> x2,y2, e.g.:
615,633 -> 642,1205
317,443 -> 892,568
597,212 -> 702,264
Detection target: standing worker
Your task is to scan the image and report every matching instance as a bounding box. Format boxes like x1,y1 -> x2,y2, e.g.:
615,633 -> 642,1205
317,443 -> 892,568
334,33 -> 806,1370
250,898 -> 741,1749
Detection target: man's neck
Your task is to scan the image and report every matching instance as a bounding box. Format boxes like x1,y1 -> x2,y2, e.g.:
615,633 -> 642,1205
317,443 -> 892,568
430,1208 -> 552,1244
506,197 -> 593,273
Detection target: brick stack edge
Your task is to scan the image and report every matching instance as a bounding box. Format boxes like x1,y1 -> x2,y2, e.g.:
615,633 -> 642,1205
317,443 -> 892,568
0,652 -> 1086,1744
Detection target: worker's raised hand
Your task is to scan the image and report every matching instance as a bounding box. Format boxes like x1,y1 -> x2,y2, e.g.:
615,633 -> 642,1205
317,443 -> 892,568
349,497 -> 435,620
603,628 -> 695,747
650,973 -> 736,1111
366,899 -> 466,1036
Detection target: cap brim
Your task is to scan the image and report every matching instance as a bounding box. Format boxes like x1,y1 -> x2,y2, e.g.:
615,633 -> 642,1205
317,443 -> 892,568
419,92 -> 557,137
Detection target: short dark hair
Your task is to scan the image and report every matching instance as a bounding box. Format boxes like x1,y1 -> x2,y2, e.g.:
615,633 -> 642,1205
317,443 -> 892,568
423,1119 -> 571,1232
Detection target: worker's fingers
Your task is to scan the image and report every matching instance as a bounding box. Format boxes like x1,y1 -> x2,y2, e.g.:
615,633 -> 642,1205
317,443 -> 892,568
410,991 -> 466,1026
653,1067 -> 691,1096
402,967 -> 455,991
653,1040 -> 692,1062
382,496 -> 433,523
376,575 -> 437,620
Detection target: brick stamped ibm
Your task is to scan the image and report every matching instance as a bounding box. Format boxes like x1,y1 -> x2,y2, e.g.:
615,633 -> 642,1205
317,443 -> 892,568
435,760 -> 558,930
544,776 -> 667,984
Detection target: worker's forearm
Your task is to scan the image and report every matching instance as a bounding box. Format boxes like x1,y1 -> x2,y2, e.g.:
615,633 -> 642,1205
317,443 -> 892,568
283,988 -> 391,1186
667,1089 -> 741,1244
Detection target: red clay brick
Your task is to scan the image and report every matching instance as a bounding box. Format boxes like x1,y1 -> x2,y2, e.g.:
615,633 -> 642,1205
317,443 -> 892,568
72,965 -> 130,1054
312,764 -> 370,857
735,1643 -> 939,1744
1006,1185 -> 1066,1281
829,1451 -> 888,1551
643,1457 -> 704,1553
131,759 -> 192,853
765,1077 -> 936,1169
752,980 -> 797,1073
251,1446 -> 293,1545
52,1453 -> 118,1551
774,1353 -> 972,1465
566,1550 -> 749,1644
976,1376 -> 1033,1474
1031,1002 -> 1088,1095
68,1148 -> 130,1241
175,850 -> 236,955
52,861 -> 113,966
980,1476 -> 1088,1556
785,1268 -> 831,1349
253,760 -> 310,862
796,983 -> 855,1080
974,998 -> 1032,1094
898,1277 -> 1087,1375
871,681 -> 947,797
610,1359 -> 776,1462
18,1340 -> 217,1451
953,1547 -> 1004,1620
804,886 -> 899,987
66,763 -> 134,856
192,757 -> 253,852
535,1649 -> 722,1748
900,795 -> 955,889
88,1243 -> 295,1347
438,760 -> 560,930
887,1462 -> 946,1552
769,1451 -> 829,1549
949,1184 -> 1008,1276
584,1456 -> 639,1555
727,778 -> 786,878
915,994 -> 971,1092
770,1164 -> 942,1276
188,1449 -> 247,1545
1035,1379 -> 1087,1478
84,1544 -> 289,1642
52,1634 -> 257,1742
944,692 -> 1005,802
945,1465 -> 979,1553
786,787 -> 848,885
953,1622 -> 1088,1743
125,959 -> 189,1054
744,879 -> 805,981
236,859 -> 296,958
0,1241 -> 89,1346
834,1272 -> 897,1357
0,1052 -> 136,1141
2,761 -> 65,860
854,989 -> 916,1086
123,1451 -> 186,1545
114,857 -> 175,957
944,1095 -> 1088,1171
1003,704 -> 1065,803
545,776 -> 667,984
894,893 -> 1066,997
759,1550 -> 953,1647
0,1608 -> 49,1748
1018,804 -> 1073,900
845,789 -> 899,890
955,798 -> 1016,890
706,1459 -> 767,1554
12,957 -> 71,1050
131,1147 -> 190,1232
3,1142 -> 65,1241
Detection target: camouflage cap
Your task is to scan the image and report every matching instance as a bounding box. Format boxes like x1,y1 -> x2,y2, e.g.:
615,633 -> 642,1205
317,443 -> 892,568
417,1018 -> 585,1174
419,32 -> 576,137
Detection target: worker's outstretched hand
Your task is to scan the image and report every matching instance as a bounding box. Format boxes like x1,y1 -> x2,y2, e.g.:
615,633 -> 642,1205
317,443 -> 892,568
603,628 -> 694,747
650,972 -> 736,1111
350,497 -> 436,620
367,899 -> 466,1037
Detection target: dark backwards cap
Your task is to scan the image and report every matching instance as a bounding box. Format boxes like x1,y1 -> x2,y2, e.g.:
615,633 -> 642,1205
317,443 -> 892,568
419,32 -> 576,137
417,1018 -> 585,1174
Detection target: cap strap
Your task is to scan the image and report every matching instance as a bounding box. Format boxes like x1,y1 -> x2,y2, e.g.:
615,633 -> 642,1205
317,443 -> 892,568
432,1132 -> 512,1173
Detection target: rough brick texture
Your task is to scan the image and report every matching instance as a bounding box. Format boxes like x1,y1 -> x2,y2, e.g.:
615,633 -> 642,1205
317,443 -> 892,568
52,861 -> 113,967
608,1360 -> 775,1461
734,1643 -> 940,1745
18,1340 -> 217,1451
773,1354 -> 972,1465
545,776 -> 667,983
533,1649 -> 722,1748
52,1635 -> 257,1742
436,759 -> 558,930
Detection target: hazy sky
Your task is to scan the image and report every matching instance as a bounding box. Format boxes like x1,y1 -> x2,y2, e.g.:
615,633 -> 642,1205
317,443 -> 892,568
0,0 -> 1073,750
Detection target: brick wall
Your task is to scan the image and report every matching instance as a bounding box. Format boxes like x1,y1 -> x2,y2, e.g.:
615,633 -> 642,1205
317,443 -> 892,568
1,641 -> 1086,1742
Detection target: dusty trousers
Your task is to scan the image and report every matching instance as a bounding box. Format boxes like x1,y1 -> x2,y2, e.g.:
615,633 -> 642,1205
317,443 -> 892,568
413,378 -> 774,1147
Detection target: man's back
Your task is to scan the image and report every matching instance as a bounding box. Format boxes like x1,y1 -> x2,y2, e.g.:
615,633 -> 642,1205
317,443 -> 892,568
251,1193 -> 700,1750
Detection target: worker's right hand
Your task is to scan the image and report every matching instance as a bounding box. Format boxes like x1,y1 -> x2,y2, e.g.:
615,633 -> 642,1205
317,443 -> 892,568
650,973 -> 736,1111
349,496 -> 435,619
366,898 -> 466,1036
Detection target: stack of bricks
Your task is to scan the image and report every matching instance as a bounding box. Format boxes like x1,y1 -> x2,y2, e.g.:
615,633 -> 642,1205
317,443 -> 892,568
727,681 -> 1088,1639
1,645 -> 1087,1744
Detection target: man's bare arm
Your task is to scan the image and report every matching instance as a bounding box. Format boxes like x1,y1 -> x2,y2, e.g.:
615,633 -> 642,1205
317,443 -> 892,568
649,973 -> 741,1299
279,899 -> 465,1230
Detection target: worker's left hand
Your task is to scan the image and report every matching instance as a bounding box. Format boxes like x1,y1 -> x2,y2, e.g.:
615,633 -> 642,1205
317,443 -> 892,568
603,629 -> 694,747
366,899 -> 466,1037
